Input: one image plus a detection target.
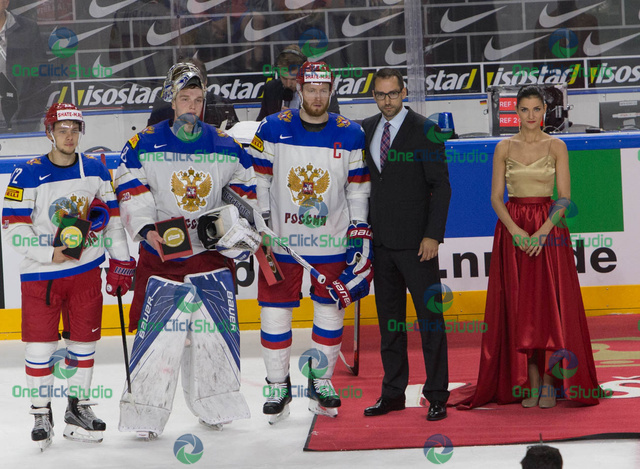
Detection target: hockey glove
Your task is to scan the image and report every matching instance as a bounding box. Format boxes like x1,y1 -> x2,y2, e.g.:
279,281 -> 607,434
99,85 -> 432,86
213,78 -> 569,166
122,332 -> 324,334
106,257 -> 136,296
327,263 -> 374,309
198,205 -> 261,261
345,222 -> 373,275
88,198 -> 110,232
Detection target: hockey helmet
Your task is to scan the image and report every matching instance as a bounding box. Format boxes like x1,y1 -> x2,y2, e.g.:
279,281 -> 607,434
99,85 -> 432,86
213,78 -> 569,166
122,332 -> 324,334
44,103 -> 85,134
161,62 -> 206,103
296,61 -> 334,94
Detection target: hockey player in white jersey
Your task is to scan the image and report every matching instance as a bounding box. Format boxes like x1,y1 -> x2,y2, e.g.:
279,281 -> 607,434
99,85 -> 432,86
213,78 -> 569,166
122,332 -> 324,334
115,62 -> 260,439
247,61 -> 373,423
2,103 -> 135,450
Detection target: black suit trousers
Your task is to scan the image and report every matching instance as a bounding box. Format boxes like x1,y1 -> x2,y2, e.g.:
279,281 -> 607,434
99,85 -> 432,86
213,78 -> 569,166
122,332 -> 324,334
373,245 -> 450,404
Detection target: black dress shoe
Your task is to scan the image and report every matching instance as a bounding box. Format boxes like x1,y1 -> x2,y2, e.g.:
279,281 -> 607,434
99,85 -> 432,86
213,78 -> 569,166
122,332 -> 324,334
364,396 -> 405,416
427,401 -> 447,421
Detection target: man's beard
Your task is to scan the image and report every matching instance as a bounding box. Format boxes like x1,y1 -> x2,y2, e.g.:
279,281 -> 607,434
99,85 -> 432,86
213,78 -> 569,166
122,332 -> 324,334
302,98 -> 330,117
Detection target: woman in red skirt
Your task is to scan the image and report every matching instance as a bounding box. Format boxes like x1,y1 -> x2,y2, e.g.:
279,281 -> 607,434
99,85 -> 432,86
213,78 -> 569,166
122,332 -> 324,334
454,85 -> 601,409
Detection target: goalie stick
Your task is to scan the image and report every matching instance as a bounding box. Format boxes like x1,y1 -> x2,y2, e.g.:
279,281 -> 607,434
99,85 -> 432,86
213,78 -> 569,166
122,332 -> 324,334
221,186 -> 326,284
117,288 -> 132,395
339,299 -> 360,376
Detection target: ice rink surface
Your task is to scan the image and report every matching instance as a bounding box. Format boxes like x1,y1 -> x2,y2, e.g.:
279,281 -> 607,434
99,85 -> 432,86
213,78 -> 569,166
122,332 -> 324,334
1,330 -> 638,469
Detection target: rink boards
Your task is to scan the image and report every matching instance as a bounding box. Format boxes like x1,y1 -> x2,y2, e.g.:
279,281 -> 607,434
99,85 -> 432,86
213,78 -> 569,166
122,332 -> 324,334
0,134 -> 639,338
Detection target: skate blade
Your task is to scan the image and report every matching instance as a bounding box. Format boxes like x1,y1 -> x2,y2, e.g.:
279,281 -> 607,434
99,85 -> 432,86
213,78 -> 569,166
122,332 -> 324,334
63,424 -> 103,443
199,418 -> 231,431
36,436 -> 53,452
136,431 -> 159,441
308,400 -> 338,418
268,404 -> 291,425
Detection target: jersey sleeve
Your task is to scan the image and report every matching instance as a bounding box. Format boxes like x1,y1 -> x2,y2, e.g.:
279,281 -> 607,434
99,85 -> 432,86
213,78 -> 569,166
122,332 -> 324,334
345,126 -> 371,223
247,118 -> 274,213
2,166 -> 55,264
98,164 -> 130,261
114,137 -> 158,242
227,141 -> 258,212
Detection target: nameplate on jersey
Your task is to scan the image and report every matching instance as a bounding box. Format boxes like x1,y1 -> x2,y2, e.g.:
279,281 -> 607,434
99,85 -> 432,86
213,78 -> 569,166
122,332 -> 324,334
4,186 -> 23,202
155,216 -> 193,261
53,215 -> 91,260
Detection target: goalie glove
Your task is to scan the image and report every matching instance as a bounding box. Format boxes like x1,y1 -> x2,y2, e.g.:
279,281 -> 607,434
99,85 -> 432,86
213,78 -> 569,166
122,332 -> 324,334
345,222 -> 373,274
106,257 -> 136,296
88,198 -> 110,232
327,263 -> 374,309
198,205 -> 261,261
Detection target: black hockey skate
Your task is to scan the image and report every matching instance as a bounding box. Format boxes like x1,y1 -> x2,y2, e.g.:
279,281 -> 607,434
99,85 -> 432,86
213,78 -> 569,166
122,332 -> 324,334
263,376 -> 292,425
30,403 -> 54,451
63,397 -> 105,443
307,358 -> 340,417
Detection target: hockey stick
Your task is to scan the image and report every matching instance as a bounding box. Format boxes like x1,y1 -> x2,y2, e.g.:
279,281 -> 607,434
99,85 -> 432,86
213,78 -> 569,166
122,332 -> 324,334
116,287 -> 132,394
221,186 -> 326,284
339,299 -> 360,376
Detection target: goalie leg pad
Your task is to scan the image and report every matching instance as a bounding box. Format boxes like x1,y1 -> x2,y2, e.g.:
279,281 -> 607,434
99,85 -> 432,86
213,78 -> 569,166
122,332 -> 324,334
182,269 -> 250,425
118,276 -> 194,437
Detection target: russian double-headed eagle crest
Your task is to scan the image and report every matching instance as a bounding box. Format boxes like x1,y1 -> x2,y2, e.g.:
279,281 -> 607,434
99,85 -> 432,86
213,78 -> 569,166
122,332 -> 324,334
336,116 -> 351,128
49,194 -> 89,226
171,167 -> 212,212
278,110 -> 293,122
287,163 -> 330,206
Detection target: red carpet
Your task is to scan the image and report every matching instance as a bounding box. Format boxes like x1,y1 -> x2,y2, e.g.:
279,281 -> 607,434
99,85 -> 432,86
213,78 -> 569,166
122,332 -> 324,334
305,314 -> 640,451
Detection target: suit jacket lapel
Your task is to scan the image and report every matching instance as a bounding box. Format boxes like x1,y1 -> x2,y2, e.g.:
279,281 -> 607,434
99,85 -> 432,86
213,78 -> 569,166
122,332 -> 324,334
389,108 -> 414,152
364,114 -> 383,178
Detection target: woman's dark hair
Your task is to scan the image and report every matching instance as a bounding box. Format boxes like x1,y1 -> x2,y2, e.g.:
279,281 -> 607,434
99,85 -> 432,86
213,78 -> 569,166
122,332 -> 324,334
516,86 -> 546,107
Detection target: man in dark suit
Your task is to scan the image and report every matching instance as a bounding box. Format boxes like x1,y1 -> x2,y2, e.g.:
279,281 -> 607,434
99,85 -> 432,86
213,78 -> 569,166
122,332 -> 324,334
1,0 -> 50,132
362,68 -> 451,421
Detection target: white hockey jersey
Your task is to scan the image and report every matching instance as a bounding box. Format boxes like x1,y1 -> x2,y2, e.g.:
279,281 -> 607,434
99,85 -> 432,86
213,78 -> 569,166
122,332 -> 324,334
115,120 -> 257,258
2,154 -> 130,281
248,109 -> 370,264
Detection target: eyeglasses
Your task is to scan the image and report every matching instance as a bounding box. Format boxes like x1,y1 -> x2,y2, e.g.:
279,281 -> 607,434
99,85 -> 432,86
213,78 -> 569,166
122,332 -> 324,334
373,90 -> 401,100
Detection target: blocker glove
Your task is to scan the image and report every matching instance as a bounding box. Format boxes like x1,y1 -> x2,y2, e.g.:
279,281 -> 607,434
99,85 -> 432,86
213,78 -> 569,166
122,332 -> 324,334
106,257 -> 136,296
88,198 -> 110,232
345,222 -> 372,274
327,263 -> 374,309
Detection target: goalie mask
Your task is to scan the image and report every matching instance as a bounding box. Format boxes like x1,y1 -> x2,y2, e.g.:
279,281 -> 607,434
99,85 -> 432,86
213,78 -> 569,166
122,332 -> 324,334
197,205 -> 261,261
161,62 -> 206,103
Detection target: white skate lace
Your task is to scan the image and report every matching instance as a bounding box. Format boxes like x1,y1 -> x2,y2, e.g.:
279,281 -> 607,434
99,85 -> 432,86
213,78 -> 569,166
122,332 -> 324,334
77,401 -> 100,422
313,378 -> 338,398
33,413 -> 50,431
265,382 -> 289,403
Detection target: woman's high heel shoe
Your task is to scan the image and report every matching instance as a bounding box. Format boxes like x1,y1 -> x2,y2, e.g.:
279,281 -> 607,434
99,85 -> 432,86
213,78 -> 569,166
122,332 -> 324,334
521,385 -> 541,408
538,384 -> 557,409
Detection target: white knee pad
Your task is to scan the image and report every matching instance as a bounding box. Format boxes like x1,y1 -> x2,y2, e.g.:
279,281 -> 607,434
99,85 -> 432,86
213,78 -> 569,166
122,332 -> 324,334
25,342 -> 58,407
261,306 -> 293,383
